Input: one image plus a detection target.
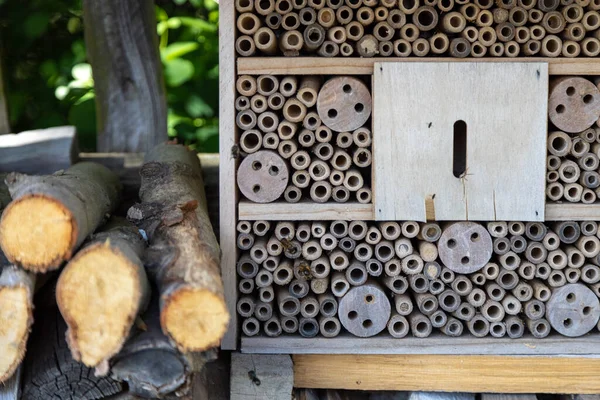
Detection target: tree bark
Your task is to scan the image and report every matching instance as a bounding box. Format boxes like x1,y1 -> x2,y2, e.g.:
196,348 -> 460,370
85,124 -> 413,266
110,290 -> 216,399
0,162 -> 121,272
0,38 -> 10,136
21,286 -> 124,400
83,0 -> 167,152
128,143 -> 229,352
0,264 -> 35,383
56,217 -> 150,371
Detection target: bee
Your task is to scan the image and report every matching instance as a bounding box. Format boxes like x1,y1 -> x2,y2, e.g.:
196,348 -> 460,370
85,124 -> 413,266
295,260 -> 313,280
231,144 -> 240,159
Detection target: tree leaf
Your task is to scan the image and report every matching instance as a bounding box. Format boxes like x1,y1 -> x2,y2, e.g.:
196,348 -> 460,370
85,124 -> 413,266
164,59 -> 195,87
24,12 -> 50,39
185,94 -> 213,118
178,17 -> 217,32
161,42 -> 199,62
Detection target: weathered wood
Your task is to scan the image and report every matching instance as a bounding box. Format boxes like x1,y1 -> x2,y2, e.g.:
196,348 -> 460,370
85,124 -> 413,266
239,201 -> 374,220
56,217 -> 150,370
438,222 -> 493,273
546,283 -> 600,337
0,162 -> 121,272
0,265 -> 34,383
128,143 -> 228,352
373,62 -> 547,221
230,354 -> 293,400
21,288 -> 123,400
316,77 -> 371,132
549,77 -> 600,133
83,0 -> 167,152
0,126 -> 77,174
237,150 -> 289,203
110,293 -> 210,398
238,57 -> 600,76
242,332 -> 600,355
481,394 -> 537,400
293,354 -> 600,393
338,281 -> 391,337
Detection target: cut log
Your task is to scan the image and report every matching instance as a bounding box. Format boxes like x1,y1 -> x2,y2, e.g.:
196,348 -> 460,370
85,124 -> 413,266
127,143 -> 228,352
109,291 -> 211,398
21,287 -> 124,400
56,217 -> 150,370
0,264 -> 35,383
0,162 -> 121,272
83,0 -> 167,152
0,126 -> 77,174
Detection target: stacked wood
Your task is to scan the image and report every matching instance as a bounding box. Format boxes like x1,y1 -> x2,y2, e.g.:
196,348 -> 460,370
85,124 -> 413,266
547,76 -> 600,203
236,75 -> 373,203
127,143 -> 229,352
235,0 -> 600,58
236,220 -> 600,339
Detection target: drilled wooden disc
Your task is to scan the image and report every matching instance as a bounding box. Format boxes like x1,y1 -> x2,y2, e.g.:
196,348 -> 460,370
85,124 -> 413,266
338,282 -> 390,337
237,150 -> 288,203
549,77 -> 600,133
546,283 -> 600,337
317,77 -> 372,132
438,222 -> 492,274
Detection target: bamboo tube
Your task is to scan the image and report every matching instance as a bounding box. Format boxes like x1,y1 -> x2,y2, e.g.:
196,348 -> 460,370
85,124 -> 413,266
441,317 -> 463,337
314,143 -> 334,161
510,235 -> 527,253
263,132 -> 279,149
308,160 -> 331,182
258,111 -> 279,132
402,221 -> 420,238
254,27 -> 278,55
543,11 -> 566,34
488,221 -> 508,237
505,40 -> 520,56
345,22 -> 365,43
471,41 -> 487,57
236,35 -> 257,56
479,26 -> 497,46
338,236 -> 356,252
549,131 -> 573,157
303,24 -> 326,51
394,238 -> 413,258
452,276 -> 473,297
297,76 -> 321,108
454,302 -> 476,322
529,8 -> 544,24
327,27 -> 347,44
387,314 -> 410,338
548,155 -> 562,171
255,269 -> 274,289
440,268 -> 455,284
329,170 -> 345,187
255,301 -> 273,322
336,6 -> 354,24
505,316 -> 525,338
238,296 -> 258,319
283,98 -> 307,123
481,300 -> 506,322
331,272 -> 350,297
496,22 -> 516,41
236,0 -> 254,12
497,270 -> 519,290
236,96 -> 251,112
238,12 -> 261,35
547,182 -> 564,201
538,0 -> 560,11
509,6 -> 528,26
336,131 -> 353,149
565,267 -> 581,283
277,120 -> 296,140
408,312 -> 433,338
461,3 -> 480,22
383,275 -> 409,294
399,0 -> 420,14
498,0 -> 517,8
494,237 -> 510,255
237,232 -> 255,250
485,282 -> 506,301
308,0 -> 326,8
317,41 -> 340,57
298,317 -> 318,338
527,318 -> 551,338
488,321 -> 506,337
582,264 -> 600,284
374,6 -> 389,22
523,39 -> 541,55
402,254 -> 424,276
563,22 -> 586,41
562,40 -> 581,57
317,8 -> 336,28
414,6 -> 439,31
515,26 -> 530,43
378,41 -> 393,56
298,9 -> 316,27
583,10 -> 600,30
483,263 -> 500,280
582,188 -> 597,203
250,94 -> 268,114
439,0 -> 455,10
563,4 -> 584,22
291,153 -> 310,172
356,6 -> 375,26
309,181 -> 332,203
430,33 -> 450,54
297,130 -> 315,148
387,9 -> 407,29
450,37 -> 471,57
518,0 -> 536,8
529,24 -> 546,40
489,42 -> 505,56
548,270 -> 567,287
477,9 -> 494,26
373,22 -> 395,41
327,0 -> 344,8
276,0 -> 293,13
239,278 -> 255,294
494,8 -> 510,23
242,317 -> 260,336
320,233 -> 337,252
280,30 -> 304,55
564,183 -> 584,202
414,292 -> 439,316
357,34 -> 379,57
438,289 -> 461,312
237,75 -> 258,97
442,12 -> 467,33
345,0 -> 362,7
278,139 -> 297,159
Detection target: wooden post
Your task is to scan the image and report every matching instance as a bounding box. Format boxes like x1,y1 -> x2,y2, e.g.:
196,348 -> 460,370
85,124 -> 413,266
83,0 -> 167,152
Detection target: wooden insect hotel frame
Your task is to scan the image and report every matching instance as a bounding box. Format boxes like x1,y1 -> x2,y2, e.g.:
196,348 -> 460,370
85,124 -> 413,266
220,0 -> 600,393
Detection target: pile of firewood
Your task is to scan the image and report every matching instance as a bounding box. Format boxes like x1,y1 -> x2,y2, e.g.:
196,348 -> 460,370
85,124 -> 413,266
236,74 -> 373,203
0,142 -> 229,399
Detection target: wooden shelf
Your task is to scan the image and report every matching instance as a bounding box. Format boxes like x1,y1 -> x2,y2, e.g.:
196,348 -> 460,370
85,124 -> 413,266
293,354 -> 600,393
239,201 -> 600,221
545,202 -> 600,221
242,332 -> 600,355
238,201 -> 374,220
238,57 -> 600,76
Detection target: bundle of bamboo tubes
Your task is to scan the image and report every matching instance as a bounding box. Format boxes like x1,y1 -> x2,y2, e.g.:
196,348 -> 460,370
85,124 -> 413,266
236,220 -> 600,339
235,0 -> 600,58
547,76 -> 600,203
236,74 -> 373,203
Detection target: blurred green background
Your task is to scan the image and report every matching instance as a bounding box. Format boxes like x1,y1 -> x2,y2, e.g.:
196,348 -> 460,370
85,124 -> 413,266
0,0 -> 219,152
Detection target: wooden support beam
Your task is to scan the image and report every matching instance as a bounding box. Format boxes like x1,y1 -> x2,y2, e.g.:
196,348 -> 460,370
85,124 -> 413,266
293,354 -> 600,393
83,0 -> 167,152
231,354 -> 293,400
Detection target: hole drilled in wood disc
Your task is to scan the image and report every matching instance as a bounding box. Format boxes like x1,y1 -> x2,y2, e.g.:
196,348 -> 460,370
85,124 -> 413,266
546,283 -> 600,337
338,282 -> 390,337
549,77 -> 600,133
237,150 -> 289,203
438,222 -> 493,274
317,77 -> 372,132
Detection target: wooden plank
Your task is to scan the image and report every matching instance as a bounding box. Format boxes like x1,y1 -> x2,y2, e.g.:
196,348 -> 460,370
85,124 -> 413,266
242,332 -> 600,355
238,57 -> 600,76
373,62 -> 547,222
230,354 -> 293,400
219,0 -> 238,350
545,203 -> 600,221
0,366 -> 21,400
239,201 -> 374,221
481,395 -> 537,400
0,126 -> 77,174
293,354 -> 600,393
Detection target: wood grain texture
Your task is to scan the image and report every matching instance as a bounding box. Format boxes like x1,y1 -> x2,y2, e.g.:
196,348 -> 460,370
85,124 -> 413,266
0,126 -> 77,174
373,62 -> 547,222
545,203 -> 600,221
83,0 -> 167,152
238,57 -> 600,76
220,0 -> 238,350
293,354 -> 600,393
239,201 -> 374,220
242,332 -> 600,355
481,395 -> 537,400
230,353 -> 293,400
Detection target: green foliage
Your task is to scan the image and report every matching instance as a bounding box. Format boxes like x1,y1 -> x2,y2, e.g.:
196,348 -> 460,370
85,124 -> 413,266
0,0 -> 219,152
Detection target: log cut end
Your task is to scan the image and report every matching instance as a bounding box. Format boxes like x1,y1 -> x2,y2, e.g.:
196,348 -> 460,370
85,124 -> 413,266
0,195 -> 75,271
0,286 -> 31,382
57,243 -> 143,367
162,288 -> 229,352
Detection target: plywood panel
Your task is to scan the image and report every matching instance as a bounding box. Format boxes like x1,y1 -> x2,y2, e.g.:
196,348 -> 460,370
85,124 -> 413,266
373,62 -> 547,222
293,354 -> 600,393
238,201 -> 374,220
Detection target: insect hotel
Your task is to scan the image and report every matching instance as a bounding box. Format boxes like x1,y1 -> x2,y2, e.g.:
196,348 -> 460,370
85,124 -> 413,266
219,0 -> 600,392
